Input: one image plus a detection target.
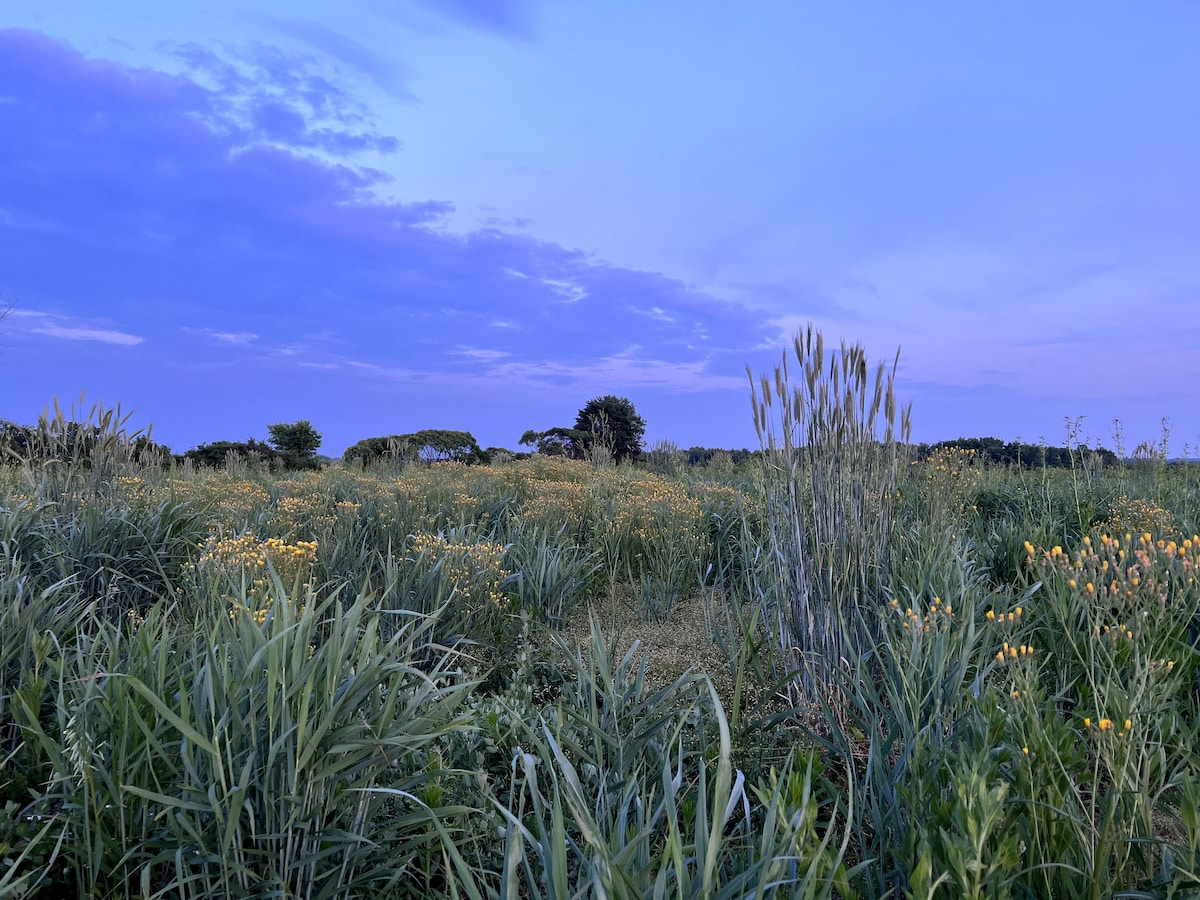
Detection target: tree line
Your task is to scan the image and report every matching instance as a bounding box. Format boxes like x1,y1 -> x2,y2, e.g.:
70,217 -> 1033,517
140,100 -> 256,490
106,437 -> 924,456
1,401 -> 1130,474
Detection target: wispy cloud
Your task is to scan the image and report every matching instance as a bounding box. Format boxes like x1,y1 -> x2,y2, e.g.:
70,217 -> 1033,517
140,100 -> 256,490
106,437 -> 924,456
19,314 -> 144,345
31,321 -> 143,346
192,328 -> 259,345
7,308 -> 144,346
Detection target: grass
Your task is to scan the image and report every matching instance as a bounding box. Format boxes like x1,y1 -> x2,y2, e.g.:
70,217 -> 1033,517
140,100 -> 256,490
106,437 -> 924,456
3,377 -> 1200,897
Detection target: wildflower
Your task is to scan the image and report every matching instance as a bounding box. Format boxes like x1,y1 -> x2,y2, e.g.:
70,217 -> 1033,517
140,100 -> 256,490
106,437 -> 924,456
986,609 -> 996,621
1022,746 -> 1030,755
1084,717 -> 1091,728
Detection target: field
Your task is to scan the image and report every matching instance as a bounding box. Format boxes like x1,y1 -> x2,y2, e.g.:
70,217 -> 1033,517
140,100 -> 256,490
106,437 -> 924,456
4,401 -> 1200,898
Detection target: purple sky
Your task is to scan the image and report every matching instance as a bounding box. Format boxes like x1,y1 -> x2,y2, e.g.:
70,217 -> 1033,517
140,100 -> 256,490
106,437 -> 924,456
2,2 -> 1198,456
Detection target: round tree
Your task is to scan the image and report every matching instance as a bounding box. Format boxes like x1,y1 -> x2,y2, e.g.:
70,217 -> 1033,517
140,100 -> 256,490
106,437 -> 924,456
574,395 -> 646,462
267,420 -> 322,470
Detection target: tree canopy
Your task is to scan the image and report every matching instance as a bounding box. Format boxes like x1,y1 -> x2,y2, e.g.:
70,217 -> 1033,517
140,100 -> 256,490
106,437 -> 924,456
343,429 -> 487,466
183,438 -> 280,469
574,395 -> 646,462
518,427 -> 588,459
267,420 -> 322,470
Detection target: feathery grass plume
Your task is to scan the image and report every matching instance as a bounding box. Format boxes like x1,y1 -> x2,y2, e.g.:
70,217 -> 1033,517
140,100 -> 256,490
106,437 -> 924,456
748,325 -> 911,696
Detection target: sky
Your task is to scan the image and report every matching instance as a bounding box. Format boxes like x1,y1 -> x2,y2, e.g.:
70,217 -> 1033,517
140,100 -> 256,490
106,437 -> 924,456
1,1 -> 1198,457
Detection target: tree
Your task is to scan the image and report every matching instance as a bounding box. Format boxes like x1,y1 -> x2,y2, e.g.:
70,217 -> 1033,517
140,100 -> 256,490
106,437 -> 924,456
574,395 -> 646,463
408,429 -> 486,465
342,430 -> 486,466
267,420 -> 322,470
519,426 -> 588,458
184,438 -> 280,469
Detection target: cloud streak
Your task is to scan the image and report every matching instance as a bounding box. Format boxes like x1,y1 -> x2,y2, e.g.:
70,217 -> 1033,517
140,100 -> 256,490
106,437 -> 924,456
8,309 -> 145,346
32,322 -> 144,346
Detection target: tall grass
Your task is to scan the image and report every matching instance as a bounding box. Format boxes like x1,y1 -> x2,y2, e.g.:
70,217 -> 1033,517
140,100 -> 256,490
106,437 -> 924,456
8,390 -> 1200,896
749,325 -> 911,694
15,587 -> 479,898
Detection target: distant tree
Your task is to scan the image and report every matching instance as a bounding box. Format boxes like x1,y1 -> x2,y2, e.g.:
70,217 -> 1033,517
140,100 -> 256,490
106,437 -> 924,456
344,430 -> 485,466
343,435 -> 413,465
484,446 -> 517,464
0,420 -> 32,463
926,436 -> 1117,470
184,438 -> 280,469
408,429 -> 486,465
519,426 -> 588,458
575,396 -> 646,462
267,420 -> 322,470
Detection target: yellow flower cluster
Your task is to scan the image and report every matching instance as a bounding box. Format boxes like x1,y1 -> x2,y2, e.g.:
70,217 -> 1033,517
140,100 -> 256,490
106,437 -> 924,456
515,480 -> 591,531
985,606 -> 1023,625
1030,531 -> 1200,621
607,475 -> 705,542
994,641 -> 1035,664
1083,716 -> 1134,739
198,532 -> 318,621
410,532 -> 511,610
1103,496 -> 1175,537
888,595 -> 956,634
115,475 -> 149,502
271,492 -> 336,534
168,477 -> 271,524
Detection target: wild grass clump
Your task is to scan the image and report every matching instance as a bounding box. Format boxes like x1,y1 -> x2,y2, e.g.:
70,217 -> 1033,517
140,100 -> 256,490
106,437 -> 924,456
749,325 -> 911,695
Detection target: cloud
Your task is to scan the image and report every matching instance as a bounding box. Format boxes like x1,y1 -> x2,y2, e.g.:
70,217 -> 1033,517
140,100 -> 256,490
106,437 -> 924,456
33,322 -> 144,346
194,328 -> 259,346
9,309 -> 144,346
0,28 -> 777,424
161,37 -> 402,155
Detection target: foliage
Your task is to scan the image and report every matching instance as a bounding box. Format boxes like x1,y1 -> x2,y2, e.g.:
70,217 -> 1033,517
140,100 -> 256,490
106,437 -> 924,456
267,419 -> 323,470
183,437 -> 280,469
344,429 -> 486,466
575,395 -> 647,463
408,428 -> 487,465
920,435 -> 1119,469
519,426 -> 589,459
